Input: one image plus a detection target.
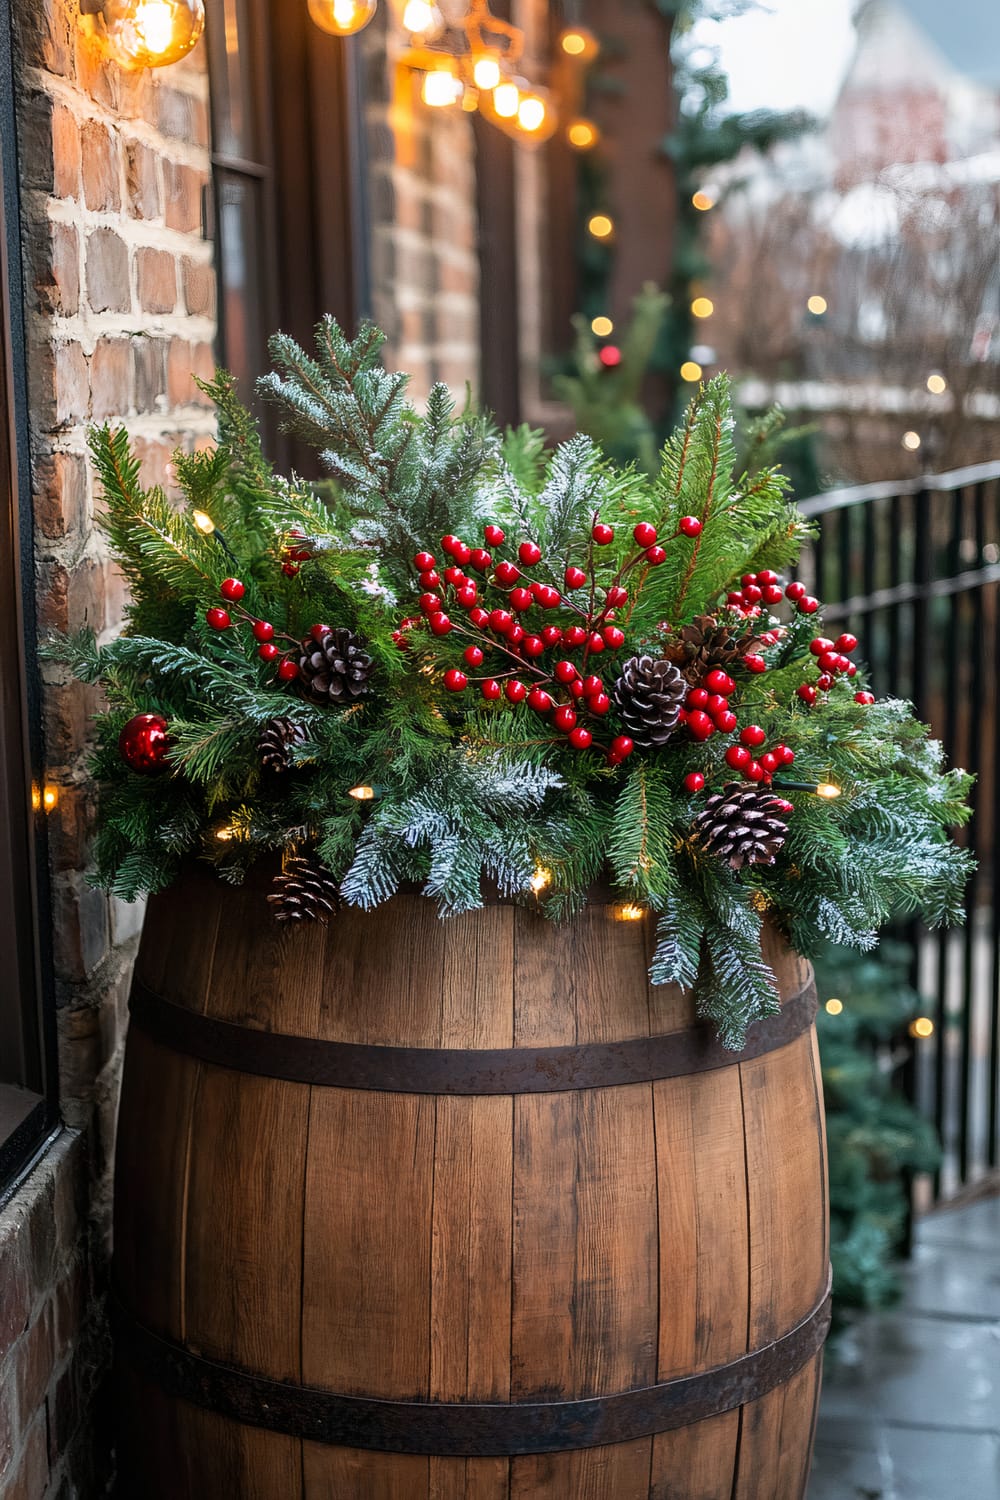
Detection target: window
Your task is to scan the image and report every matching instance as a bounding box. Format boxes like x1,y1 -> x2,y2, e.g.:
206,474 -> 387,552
0,10 -> 58,1200
204,0 -> 370,453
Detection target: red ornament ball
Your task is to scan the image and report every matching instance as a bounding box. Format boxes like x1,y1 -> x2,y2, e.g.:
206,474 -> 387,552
745,761 -> 765,783
683,772 -> 705,793
119,713 -> 171,774
220,578 -> 245,602
587,632 -> 606,654
205,607 -> 231,631
761,584 -> 783,606
678,516 -> 703,538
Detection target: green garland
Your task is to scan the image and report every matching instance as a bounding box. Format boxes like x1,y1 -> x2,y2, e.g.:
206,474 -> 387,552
53,317 -> 973,1049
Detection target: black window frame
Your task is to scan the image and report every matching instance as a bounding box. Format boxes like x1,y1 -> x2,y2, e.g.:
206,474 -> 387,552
0,0 -> 60,1206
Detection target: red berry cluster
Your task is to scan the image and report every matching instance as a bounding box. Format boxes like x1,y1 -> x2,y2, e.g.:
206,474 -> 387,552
204,579 -> 303,682
681,669 -> 740,742
726,570 -> 819,625
281,528 -> 314,578
402,516 -> 699,761
796,632 -> 859,705
724,731 -> 796,787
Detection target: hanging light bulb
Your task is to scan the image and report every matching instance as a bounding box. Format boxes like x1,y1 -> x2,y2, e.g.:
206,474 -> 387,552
515,86 -> 557,141
421,64 -> 463,108
401,0 -> 443,41
307,0 -> 377,36
492,78 -> 521,118
96,0 -> 205,68
472,53 -> 503,91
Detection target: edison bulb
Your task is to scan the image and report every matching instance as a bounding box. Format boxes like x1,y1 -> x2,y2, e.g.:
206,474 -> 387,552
307,0 -> 377,36
401,0 -> 443,41
100,0 -> 205,68
472,54 -> 502,91
492,80 -> 520,118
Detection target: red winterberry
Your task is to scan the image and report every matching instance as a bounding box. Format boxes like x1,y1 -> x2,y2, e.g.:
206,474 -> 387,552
798,596 -> 820,614
441,535 -> 461,556
565,566 -> 588,589
419,569 -> 441,589
414,551 -> 436,571
592,522 -> 614,545
528,687 -> 554,712
277,659 -> 300,681
553,705 -> 577,732
464,645 -> 484,666
554,660 -> 578,683
610,735 -> 634,759
810,637 -> 835,657
505,679 -> 527,703
705,694 -> 728,717
740,725 -> 767,748
704,669 -> 735,696
727,591 -> 744,606
855,691 -> 875,705
743,654 -> 767,673
562,625 -> 586,647
646,546 -> 667,565
481,679 -> 502,701
678,516 -> 703,537
469,607 -> 490,628
757,570 -> 779,586
797,683 -> 817,704
522,635 -> 545,658
489,609 -> 513,633
508,624 -> 525,645
258,643 -> 280,662
220,578 -> 245,602
470,549 -> 492,573
518,541 -> 542,566
495,561 -> 520,586
281,563 -> 300,577
687,688 -> 709,709
484,523 -> 505,546
456,583 -> 478,608
206,607 -> 231,630
429,612 -> 453,635
779,746 -> 796,765
816,673 -> 834,691
602,626 -> 625,649
542,625 -> 564,647
687,710 -> 715,741
606,585 -> 629,607
538,585 -> 561,609
684,772 -> 706,793
419,592 -> 443,614
726,745 -> 752,771
818,650 -> 840,673
569,679 -> 585,699
633,522 -> 657,547
589,693 -> 611,714
745,761 -> 764,783
760,751 -> 780,774
836,633 -> 858,654
761,584 -> 784,606
785,581 -> 806,602
582,675 -> 604,696
444,669 -> 468,692
566,726 -> 591,750
587,633 -> 606,654
846,663 -> 858,677
443,565 -> 466,586
742,584 -> 763,604
252,620 -> 275,642
510,587 -> 533,611
715,710 -> 738,734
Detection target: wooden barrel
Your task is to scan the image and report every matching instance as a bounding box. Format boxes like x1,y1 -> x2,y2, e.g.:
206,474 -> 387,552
113,866 -> 829,1499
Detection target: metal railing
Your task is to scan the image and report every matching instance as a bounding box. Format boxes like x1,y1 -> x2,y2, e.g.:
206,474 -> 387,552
797,460 -> 1000,1202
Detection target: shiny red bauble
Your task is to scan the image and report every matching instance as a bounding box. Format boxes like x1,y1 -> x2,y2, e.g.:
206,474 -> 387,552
119,713 -> 171,773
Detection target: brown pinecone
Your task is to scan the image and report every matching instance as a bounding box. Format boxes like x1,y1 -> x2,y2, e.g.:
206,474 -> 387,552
299,627 -> 374,707
257,717 -> 308,774
692,783 -> 789,871
267,857 -> 340,923
666,613 -> 760,684
611,655 -> 686,747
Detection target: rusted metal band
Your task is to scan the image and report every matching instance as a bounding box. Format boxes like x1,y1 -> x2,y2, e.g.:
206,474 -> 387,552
128,978 -> 817,1095
113,1276 -> 831,1456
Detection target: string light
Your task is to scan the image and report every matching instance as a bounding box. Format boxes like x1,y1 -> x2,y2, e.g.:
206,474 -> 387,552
926,373 -> 947,394
772,780 -> 842,799
516,87 -> 556,139
909,1016 -> 935,1038
401,0 -> 443,40
816,782 -> 841,799
307,0 -> 377,34
680,360 -> 702,382
587,213 -> 614,240
87,0 -> 205,68
615,903 -> 644,922
902,431 -> 921,451
492,79 -> 520,117
191,509 -> 216,534
215,826 -> 235,842
691,296 -> 714,319
807,295 -> 828,316
825,998 -> 844,1015
472,54 -> 502,90
348,785 -> 376,801
591,316 -> 613,337
530,866 -> 551,893
567,118 -> 599,150
558,25 -> 599,61
422,66 -> 463,107
691,189 -> 716,211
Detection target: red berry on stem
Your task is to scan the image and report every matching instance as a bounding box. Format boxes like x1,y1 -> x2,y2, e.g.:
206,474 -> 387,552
253,620 -> 275,642
464,645 -> 484,666
419,592 -> 443,614
587,632 -> 606,654
528,687 -> 554,712
554,660 -> 578,684
452,541 -> 471,565
705,694 -> 728,717
518,541 -> 542,566
443,565 -> 464,586
810,637 -> 835,656
757,570 -> 779,585
715,710 -> 738,734
761,584 -> 784,606
727,591 -> 744,606
798,596 -> 820,614
797,683 -> 817,704
553,705 -> 577,732
610,735 -> 634,759
569,679 -> 585,699
785,581 -> 806,602
592,522 -> 614,545
816,673 -> 834,691
565,566 -> 588,589
704,669 -> 735,696
444,669 -> 468,692
602,625 -> 625,649
469,607 -> 490,628
414,551 -> 436,571
687,688 -> 709,709
508,623 -> 526,645
678,516 -> 703,538
470,549 -> 492,573
495,560 -> 520,586
818,649 -> 840,673
687,710 -> 715,741
847,663 -> 858,677
740,725 -> 767,748
277,659 -> 299,682
589,692 -> 611,714
542,625 -> 564,647
505,679 -> 528,703
419,570 -> 441,589
456,583 -> 478,608
568,726 -> 592,750
441,535 -> 460,556
484,524 -> 505,546
282,562 -> 300,577
855,691 -> 875,705
538,585 -> 562,609
258,642 -> 280,662
836,633 -> 858,653
510,587 -> 533,611
481,679 -> 502,701
489,608 -> 513,633
562,625 -> 586,647
745,761 -> 764,783
646,546 -> 667,565
684,772 -> 705,793
429,612 -> 453,635
206,607 -> 231,630
633,522 -> 657,547
742,584 -> 762,604
220,577 -> 245,602
779,746 -> 796,765
522,635 -> 545,658
606,585 -> 628,607
726,745 -> 752,771
743,654 -> 767,673
760,751 -> 779,774
582,675 -> 604,696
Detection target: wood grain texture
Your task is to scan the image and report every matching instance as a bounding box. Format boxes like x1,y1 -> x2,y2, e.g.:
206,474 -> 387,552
115,875 -> 828,1498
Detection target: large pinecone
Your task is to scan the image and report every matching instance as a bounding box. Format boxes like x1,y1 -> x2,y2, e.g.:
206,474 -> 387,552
612,655 -> 687,747
693,784 -> 789,871
299,627 -> 374,707
257,717 -> 308,774
267,857 -> 340,923
666,613 -> 760,684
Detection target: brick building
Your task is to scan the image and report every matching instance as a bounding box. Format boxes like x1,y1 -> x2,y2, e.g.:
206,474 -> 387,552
0,1 -> 675,1493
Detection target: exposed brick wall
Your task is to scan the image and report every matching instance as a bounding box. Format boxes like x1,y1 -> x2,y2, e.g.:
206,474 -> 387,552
2,0 -> 216,1492
362,11 -> 481,400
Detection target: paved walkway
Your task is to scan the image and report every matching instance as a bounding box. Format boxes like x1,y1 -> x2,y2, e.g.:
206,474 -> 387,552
810,1196 -> 1000,1499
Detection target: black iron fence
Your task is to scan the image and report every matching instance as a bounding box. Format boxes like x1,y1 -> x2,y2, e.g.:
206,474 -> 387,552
796,460 -> 1000,1204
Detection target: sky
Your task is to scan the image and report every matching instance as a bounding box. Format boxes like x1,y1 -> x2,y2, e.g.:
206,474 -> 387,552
688,0 -> 859,116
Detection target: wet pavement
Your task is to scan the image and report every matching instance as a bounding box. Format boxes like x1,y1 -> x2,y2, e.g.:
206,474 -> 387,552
809,1196 -> 1000,1499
